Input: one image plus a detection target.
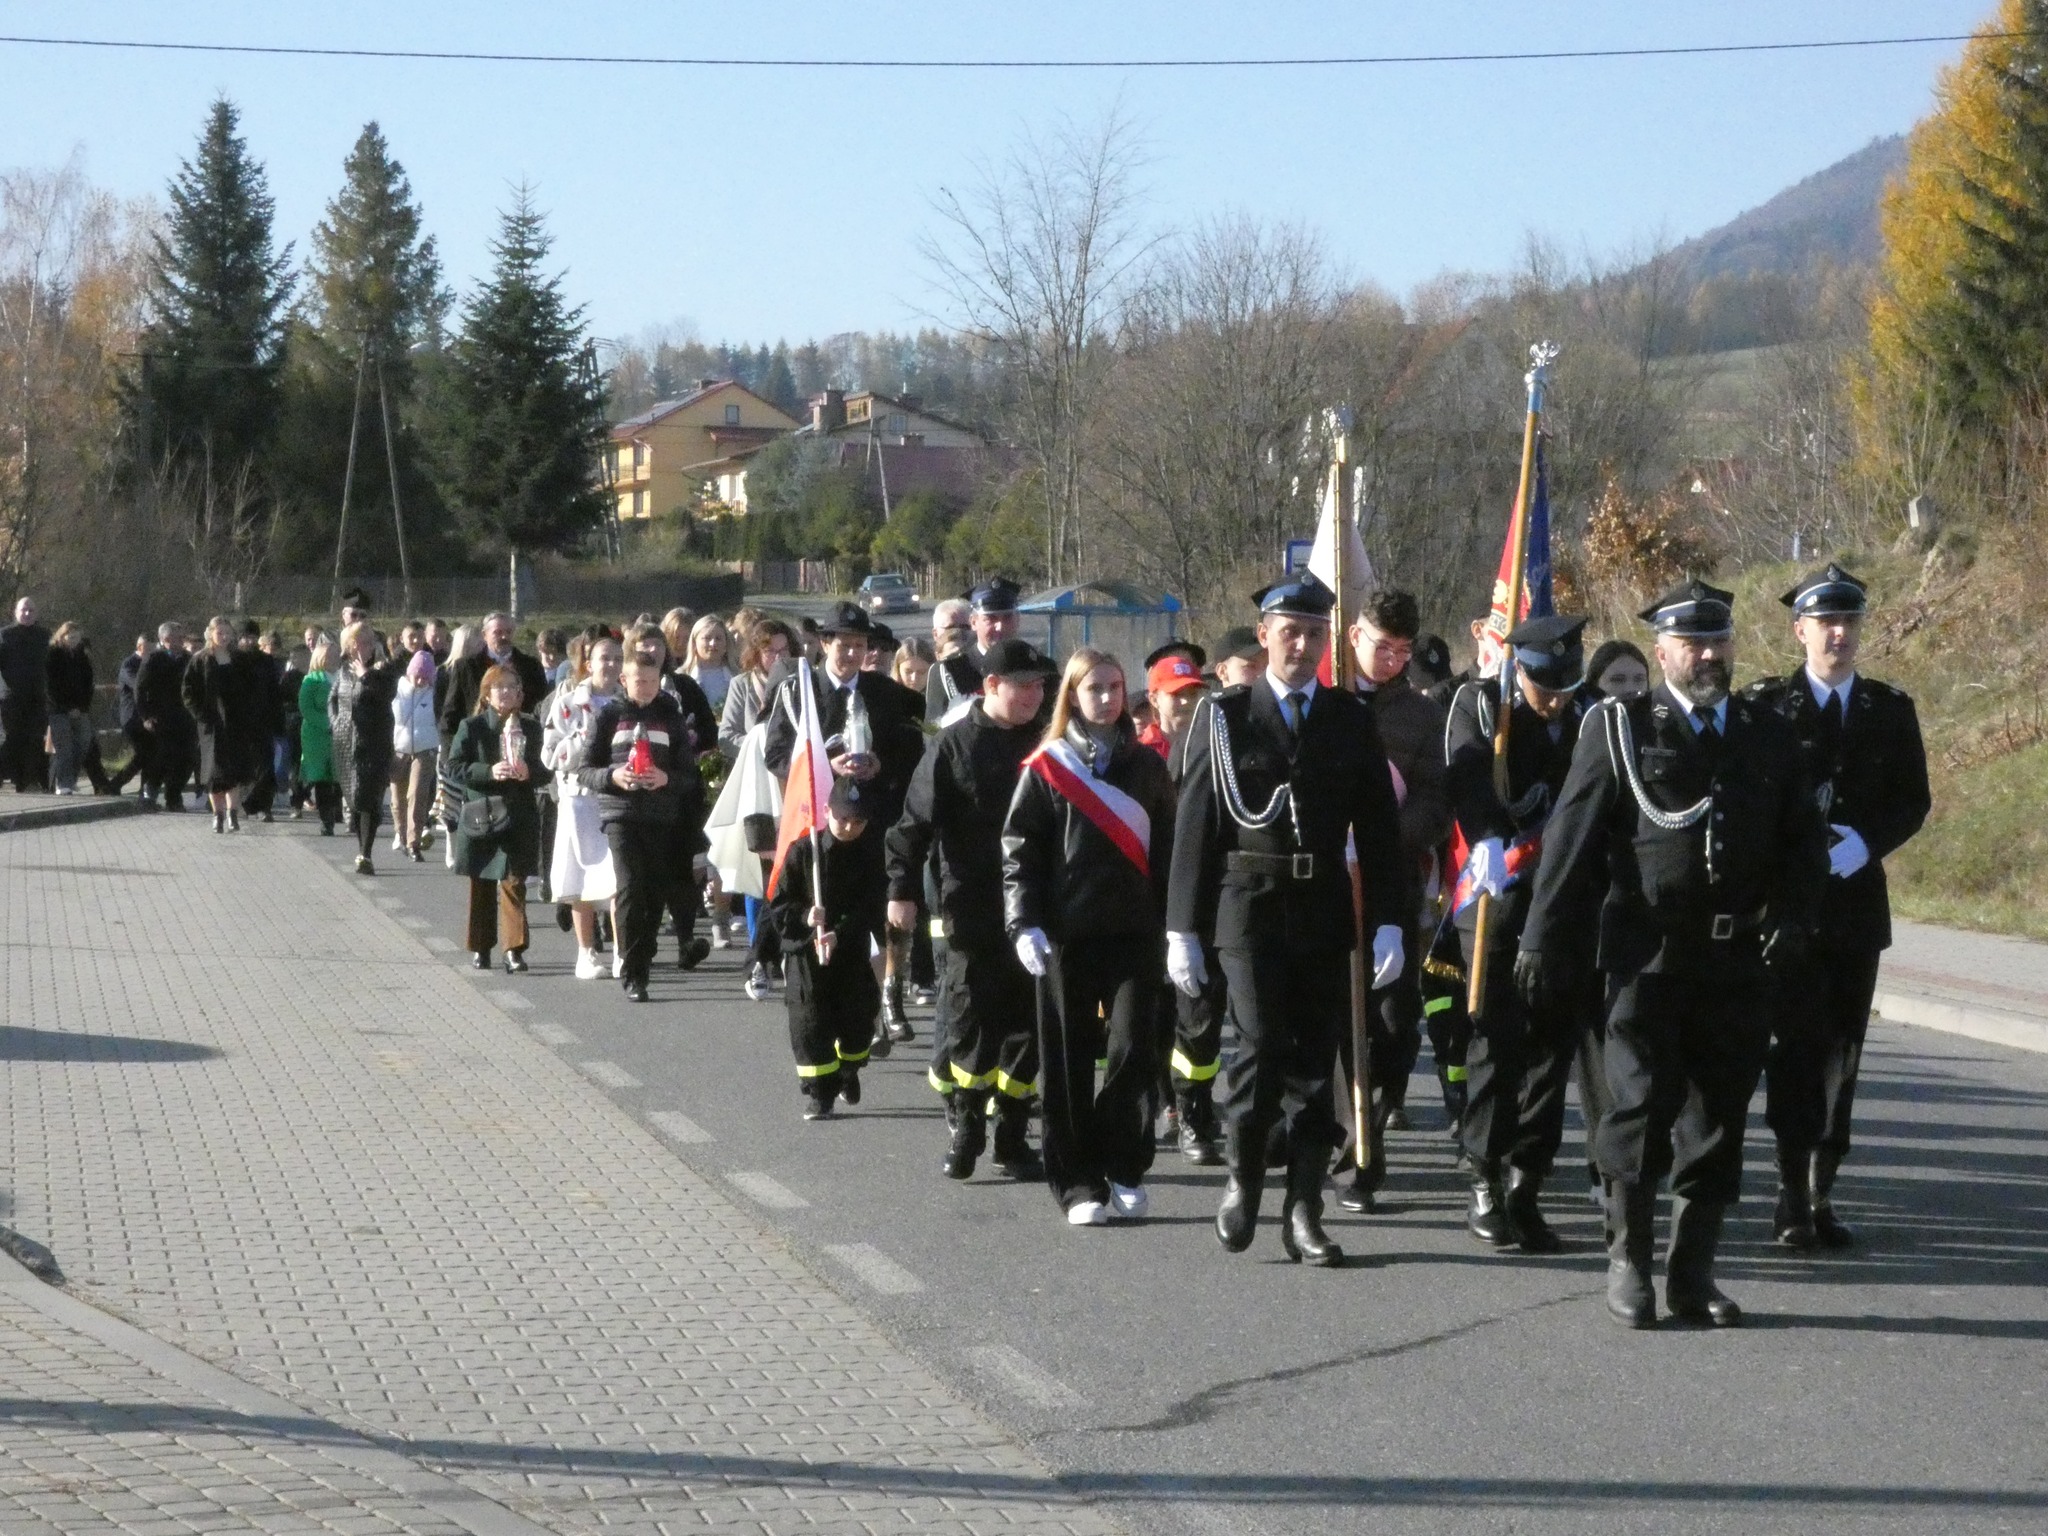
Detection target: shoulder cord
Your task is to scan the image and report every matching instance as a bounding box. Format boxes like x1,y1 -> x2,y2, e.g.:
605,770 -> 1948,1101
1207,694 -> 1294,832
1602,697 -> 1716,882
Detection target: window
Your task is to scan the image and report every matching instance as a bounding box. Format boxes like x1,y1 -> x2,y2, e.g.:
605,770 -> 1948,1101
633,489 -> 647,519
633,441 -> 648,469
724,403 -> 741,425
885,413 -> 908,436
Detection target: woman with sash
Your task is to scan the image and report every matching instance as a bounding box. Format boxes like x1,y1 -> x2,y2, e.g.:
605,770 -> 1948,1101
1001,648 -> 1177,1227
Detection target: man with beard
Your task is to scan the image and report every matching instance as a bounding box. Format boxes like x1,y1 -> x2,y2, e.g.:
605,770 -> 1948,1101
1517,578 -> 1825,1328
1746,564 -> 1929,1251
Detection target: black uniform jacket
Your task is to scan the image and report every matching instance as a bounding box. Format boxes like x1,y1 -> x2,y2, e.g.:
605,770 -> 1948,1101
885,700 -> 1041,953
925,650 -> 982,722
135,647 -> 192,732
1362,673 -> 1452,895
1742,672 -> 1929,952
1444,680 -> 1588,937
1521,686 -> 1828,978
577,692 -> 703,837
1165,679 -> 1405,954
764,666 -> 925,830
771,828 -> 888,953
1001,723 -> 1177,945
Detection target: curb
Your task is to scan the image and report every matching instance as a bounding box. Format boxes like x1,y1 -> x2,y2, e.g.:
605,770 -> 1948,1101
0,796 -> 146,835
1875,988 -> 2048,1057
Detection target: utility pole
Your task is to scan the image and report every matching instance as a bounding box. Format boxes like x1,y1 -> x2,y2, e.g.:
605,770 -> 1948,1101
332,342 -> 369,613
375,354 -> 413,615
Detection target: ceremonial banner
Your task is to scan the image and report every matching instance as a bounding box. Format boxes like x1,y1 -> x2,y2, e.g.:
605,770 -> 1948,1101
766,659 -> 832,899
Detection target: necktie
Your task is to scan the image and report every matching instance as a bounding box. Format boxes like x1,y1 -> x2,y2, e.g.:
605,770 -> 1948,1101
1819,690 -> 1844,768
1696,712 -> 1721,768
1286,691 -> 1307,737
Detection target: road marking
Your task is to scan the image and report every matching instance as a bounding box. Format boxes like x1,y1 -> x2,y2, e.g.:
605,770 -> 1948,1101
963,1345 -> 1084,1408
578,1059 -> 641,1090
374,896 -> 405,911
484,989 -> 533,1012
423,935 -> 457,952
647,1110 -> 712,1144
726,1171 -> 809,1209
529,1022 -> 580,1048
822,1242 -> 924,1295
398,915 -> 429,930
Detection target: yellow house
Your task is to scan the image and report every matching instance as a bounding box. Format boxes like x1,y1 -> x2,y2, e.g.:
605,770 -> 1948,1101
606,381 -> 799,524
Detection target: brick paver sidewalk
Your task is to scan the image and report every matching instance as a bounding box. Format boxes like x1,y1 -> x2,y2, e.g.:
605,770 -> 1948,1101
1,818 -> 1116,1536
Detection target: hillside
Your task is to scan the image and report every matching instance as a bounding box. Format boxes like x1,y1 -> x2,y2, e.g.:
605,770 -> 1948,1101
1672,134 -> 1906,280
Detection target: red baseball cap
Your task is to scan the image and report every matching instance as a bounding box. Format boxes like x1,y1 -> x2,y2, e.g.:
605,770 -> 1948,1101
1147,655 -> 1205,695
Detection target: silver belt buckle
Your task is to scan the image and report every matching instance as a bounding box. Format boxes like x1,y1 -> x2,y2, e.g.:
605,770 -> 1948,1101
1291,853 -> 1315,880
1710,913 -> 1735,941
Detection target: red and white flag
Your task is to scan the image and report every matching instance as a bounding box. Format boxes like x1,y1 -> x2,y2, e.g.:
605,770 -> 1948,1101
766,658 -> 833,899
1026,739 -> 1151,877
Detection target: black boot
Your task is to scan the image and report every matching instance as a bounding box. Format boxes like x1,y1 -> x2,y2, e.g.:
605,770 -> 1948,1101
1666,1196 -> 1742,1326
867,1018 -> 893,1060
1174,1085 -> 1221,1166
942,1095 -> 986,1180
1279,1157 -> 1343,1266
882,975 -> 913,1042
1466,1162 -> 1517,1246
1606,1178 -> 1658,1329
991,1097 -> 1042,1179
1505,1166 -> 1563,1253
1810,1149 -> 1855,1248
1215,1130 -> 1265,1253
1440,1068 -> 1468,1139
1773,1146 -> 1818,1249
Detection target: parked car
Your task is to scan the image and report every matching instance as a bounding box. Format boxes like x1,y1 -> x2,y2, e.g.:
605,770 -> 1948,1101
858,573 -> 920,615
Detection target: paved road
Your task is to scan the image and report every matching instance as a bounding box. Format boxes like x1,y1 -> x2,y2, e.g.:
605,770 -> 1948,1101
331,826 -> 2048,1535
6,812 -> 2046,1534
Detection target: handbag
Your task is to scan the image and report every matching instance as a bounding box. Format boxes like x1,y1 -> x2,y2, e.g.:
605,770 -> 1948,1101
459,792 -> 513,841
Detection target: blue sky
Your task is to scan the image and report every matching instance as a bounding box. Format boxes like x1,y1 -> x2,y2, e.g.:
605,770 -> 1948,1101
0,2 -> 1992,347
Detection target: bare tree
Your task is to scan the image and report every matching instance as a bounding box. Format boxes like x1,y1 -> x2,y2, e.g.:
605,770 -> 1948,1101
153,448 -> 284,608
922,108 -> 1150,583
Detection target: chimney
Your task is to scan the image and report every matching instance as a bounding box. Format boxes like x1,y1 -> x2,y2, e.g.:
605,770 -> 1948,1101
698,378 -> 721,393
810,389 -> 846,434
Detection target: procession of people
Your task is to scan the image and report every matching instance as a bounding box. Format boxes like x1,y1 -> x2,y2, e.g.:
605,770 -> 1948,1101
0,546 -> 1928,1329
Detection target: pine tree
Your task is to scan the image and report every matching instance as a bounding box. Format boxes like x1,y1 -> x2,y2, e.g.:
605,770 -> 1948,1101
306,122 -> 448,378
760,342 -> 801,415
435,187 -> 606,556
137,97 -> 294,478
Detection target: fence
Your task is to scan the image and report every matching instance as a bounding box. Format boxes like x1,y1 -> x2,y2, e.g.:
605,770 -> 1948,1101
245,572 -> 746,624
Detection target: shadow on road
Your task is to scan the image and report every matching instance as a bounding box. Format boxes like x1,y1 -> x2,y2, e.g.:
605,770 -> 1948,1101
0,1025 -> 218,1063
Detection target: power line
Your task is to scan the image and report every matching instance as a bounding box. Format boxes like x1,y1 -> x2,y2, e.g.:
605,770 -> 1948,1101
0,30 -> 2018,72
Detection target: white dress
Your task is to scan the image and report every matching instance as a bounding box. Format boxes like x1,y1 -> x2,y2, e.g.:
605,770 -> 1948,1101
543,681 -> 618,904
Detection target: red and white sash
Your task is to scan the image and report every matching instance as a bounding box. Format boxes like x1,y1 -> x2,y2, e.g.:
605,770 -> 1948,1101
1027,738 -> 1151,877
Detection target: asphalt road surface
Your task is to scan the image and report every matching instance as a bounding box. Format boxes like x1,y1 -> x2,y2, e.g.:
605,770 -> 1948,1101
335,829 -> 2048,1536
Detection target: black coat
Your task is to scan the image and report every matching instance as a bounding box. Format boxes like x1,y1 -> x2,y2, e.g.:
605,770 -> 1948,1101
1444,679 -> 1588,938
1360,672 -> 1452,898
448,708 -> 546,880
885,700 -> 1042,953
0,621 -> 50,705
1165,679 -> 1406,953
771,827 -> 888,952
47,643 -> 95,714
661,666 -> 720,758
439,648 -> 549,738
764,665 -> 926,831
1001,723 -> 1176,943
328,662 -> 399,797
1742,672 -> 1929,952
577,691 -> 705,841
182,650 -> 268,784
1521,686 -> 1829,979
116,651 -> 145,729
925,649 -> 983,722
134,647 -> 193,735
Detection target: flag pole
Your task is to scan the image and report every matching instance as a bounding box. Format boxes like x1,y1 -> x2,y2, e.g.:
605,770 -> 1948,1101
1468,342 -> 1558,1019
1324,409 -> 1375,1175
800,660 -> 828,954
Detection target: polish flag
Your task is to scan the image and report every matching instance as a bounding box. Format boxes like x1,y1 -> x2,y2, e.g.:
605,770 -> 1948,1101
766,658 -> 833,899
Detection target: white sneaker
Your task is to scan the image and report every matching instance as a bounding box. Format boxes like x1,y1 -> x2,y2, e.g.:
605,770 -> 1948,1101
574,948 -> 603,980
709,923 -> 731,950
744,962 -> 772,1002
53,786 -> 75,796
1067,1200 -> 1110,1226
1108,1183 -> 1149,1220
443,843 -> 456,869
612,951 -> 625,979
391,832 -> 405,852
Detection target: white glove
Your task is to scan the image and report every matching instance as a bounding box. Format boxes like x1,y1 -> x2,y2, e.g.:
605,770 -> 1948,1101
1014,927 -> 1050,978
1166,931 -> 1208,998
1468,836 -> 1509,898
1828,825 -> 1870,879
1371,924 -> 1405,989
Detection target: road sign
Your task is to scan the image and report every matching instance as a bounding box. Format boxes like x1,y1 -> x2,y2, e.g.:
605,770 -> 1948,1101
1284,538 -> 1314,576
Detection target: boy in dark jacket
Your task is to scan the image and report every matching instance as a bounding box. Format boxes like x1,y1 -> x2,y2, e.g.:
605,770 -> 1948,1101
771,775 -> 887,1119
579,655 -> 705,1001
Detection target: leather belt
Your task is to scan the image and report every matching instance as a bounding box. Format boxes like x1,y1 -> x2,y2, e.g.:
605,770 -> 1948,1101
1226,850 -> 1315,880
1707,904 -> 1768,941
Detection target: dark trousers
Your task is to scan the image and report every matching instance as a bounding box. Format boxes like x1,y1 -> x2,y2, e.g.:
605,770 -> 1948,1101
786,937 -> 880,1089
1336,922 -> 1425,1110
1597,949 -> 1773,1204
310,780 -> 340,829
1039,936 -> 1159,1208
939,940 -> 1038,1099
1766,942 -> 1882,1160
1171,945 -> 1226,1088
608,819 -> 683,985
130,721 -> 193,804
1216,938 -> 1345,1164
0,700 -> 47,790
1572,999 -> 1613,1180
465,877 -> 529,954
350,798 -> 381,859
1458,923 -> 1583,1176
1420,923 -> 1472,1099
243,738 -> 282,815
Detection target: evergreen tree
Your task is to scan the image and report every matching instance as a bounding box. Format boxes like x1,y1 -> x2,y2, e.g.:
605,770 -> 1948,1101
435,187 -> 606,556
136,96 -> 293,479
760,342 -> 801,415
306,122 -> 449,378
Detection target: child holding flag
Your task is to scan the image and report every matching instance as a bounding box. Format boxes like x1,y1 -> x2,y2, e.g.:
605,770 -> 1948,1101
770,775 -> 888,1119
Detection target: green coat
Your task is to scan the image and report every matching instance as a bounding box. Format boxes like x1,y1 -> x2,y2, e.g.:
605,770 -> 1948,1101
449,708 -> 546,881
298,671 -> 335,784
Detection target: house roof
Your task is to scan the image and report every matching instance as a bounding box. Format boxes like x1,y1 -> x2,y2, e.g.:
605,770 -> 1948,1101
609,380 -> 798,439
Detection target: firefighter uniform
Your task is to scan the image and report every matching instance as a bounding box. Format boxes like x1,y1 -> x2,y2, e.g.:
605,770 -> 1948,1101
1747,563 -> 1930,1249
1519,579 -> 1827,1328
